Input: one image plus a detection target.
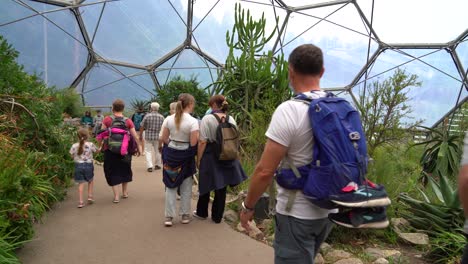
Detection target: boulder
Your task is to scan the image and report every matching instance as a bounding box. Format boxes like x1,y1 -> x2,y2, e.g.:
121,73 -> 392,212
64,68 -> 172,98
391,218 -> 410,233
398,232 -> 429,245
258,219 -> 273,231
224,209 -> 239,223
314,253 -> 325,264
325,249 -> 352,262
365,248 -> 401,261
334,258 -> 363,264
373,258 -> 389,264
236,221 -> 264,240
320,242 -> 332,254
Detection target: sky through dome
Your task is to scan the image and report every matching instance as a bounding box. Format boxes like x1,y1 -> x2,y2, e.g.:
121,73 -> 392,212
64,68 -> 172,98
0,0 -> 466,126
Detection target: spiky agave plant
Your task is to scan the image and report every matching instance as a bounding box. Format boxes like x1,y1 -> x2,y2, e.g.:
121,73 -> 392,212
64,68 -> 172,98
130,99 -> 150,112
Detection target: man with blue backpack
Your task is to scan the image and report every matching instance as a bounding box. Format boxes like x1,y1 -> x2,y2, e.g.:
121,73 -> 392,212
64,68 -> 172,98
240,44 -> 390,264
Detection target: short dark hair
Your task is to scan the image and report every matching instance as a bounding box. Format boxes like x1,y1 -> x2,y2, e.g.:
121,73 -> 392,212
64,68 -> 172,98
112,99 -> 125,112
288,44 -> 323,76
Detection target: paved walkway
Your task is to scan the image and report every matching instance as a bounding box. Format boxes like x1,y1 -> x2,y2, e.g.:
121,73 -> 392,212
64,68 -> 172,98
18,156 -> 272,264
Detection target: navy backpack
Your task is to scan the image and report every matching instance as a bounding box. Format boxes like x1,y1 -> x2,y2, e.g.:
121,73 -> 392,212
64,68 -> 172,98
276,92 -> 368,209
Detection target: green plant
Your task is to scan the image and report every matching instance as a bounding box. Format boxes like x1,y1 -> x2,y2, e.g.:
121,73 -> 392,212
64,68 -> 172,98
130,98 -> 150,112
153,75 -> 209,118
399,170 -> 463,233
357,68 -> 422,155
214,3 -> 290,131
0,234 -> 21,264
0,35 -> 78,260
412,126 -> 463,180
427,230 -> 465,264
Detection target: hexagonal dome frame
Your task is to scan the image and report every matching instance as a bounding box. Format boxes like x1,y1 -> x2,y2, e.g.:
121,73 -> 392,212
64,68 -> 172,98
1,0 -> 467,127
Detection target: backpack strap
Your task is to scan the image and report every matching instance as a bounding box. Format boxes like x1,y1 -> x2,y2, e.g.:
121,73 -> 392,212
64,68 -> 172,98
284,157 -> 302,212
212,113 -> 228,123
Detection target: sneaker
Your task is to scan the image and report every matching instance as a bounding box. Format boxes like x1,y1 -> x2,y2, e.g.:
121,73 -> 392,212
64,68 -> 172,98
330,182 -> 391,208
181,214 -> 191,224
329,207 -> 389,229
192,211 -> 207,220
147,168 -> 153,172
164,217 -> 173,227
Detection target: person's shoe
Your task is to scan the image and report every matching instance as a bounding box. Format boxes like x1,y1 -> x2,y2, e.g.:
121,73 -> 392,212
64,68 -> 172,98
181,214 -> 191,224
77,202 -> 85,208
329,207 -> 389,229
192,211 -> 207,220
155,165 -> 162,170
164,217 -> 173,227
330,181 -> 391,208
147,168 -> 153,172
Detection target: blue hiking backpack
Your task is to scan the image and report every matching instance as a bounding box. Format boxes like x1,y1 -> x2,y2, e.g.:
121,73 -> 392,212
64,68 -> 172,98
131,112 -> 145,131
276,92 -> 368,209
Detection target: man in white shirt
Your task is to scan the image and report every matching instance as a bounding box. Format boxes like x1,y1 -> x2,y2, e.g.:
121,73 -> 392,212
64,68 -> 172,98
459,132 -> 468,264
240,44 -> 334,264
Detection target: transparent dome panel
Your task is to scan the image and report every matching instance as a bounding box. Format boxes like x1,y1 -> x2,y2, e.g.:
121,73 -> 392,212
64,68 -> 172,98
353,49 -> 465,127
0,1 -> 36,25
80,63 -> 155,106
278,1 -> 340,8
155,49 -> 219,93
192,0 -> 286,63
80,0 -> 187,65
456,37 -> 468,71
279,3 -> 378,88
0,6 -> 88,89
358,0 -> 468,43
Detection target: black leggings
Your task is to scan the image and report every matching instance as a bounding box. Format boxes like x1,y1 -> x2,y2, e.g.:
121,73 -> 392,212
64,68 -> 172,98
195,187 -> 227,223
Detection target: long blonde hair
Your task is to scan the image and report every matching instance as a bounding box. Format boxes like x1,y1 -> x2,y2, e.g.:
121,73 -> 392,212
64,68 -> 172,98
175,93 -> 195,131
77,127 -> 89,155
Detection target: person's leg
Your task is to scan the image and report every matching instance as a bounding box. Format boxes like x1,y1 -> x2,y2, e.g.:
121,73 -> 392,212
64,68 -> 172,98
144,140 -> 153,170
195,192 -> 210,218
154,140 -> 162,169
87,180 -> 94,202
122,182 -> 128,197
111,185 -> 120,202
78,183 -> 85,206
165,187 -> 177,218
179,177 -> 193,216
274,214 -> 331,264
211,187 -> 227,223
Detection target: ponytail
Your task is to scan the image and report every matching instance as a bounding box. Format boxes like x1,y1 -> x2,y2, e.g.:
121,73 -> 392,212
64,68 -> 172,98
175,100 -> 183,131
221,100 -> 229,113
77,128 -> 89,155
209,95 -> 228,113
174,93 -> 195,131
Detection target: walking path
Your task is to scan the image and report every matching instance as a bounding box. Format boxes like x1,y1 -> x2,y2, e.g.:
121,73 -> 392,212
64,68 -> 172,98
18,156 -> 272,264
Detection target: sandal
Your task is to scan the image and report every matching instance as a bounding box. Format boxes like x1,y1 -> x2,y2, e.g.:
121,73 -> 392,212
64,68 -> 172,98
122,194 -> 129,199
77,202 -> 85,208
113,199 -> 120,203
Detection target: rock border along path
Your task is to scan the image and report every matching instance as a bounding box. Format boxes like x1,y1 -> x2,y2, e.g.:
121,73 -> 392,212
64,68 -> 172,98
18,156 -> 272,264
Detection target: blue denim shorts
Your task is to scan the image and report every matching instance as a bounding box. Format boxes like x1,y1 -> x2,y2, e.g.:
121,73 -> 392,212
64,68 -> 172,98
74,162 -> 94,183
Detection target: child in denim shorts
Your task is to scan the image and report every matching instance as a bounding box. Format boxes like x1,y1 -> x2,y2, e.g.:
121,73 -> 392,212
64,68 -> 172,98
70,128 -> 100,208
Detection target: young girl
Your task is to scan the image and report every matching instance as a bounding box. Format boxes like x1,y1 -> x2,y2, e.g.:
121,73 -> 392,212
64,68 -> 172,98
70,128 -> 100,208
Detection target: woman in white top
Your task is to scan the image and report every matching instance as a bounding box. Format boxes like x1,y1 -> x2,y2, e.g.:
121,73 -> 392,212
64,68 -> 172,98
160,93 -> 199,227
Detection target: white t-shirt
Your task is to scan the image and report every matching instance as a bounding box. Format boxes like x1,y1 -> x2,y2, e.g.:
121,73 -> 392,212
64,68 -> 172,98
69,142 -> 97,163
162,113 -> 199,150
266,91 -> 335,220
